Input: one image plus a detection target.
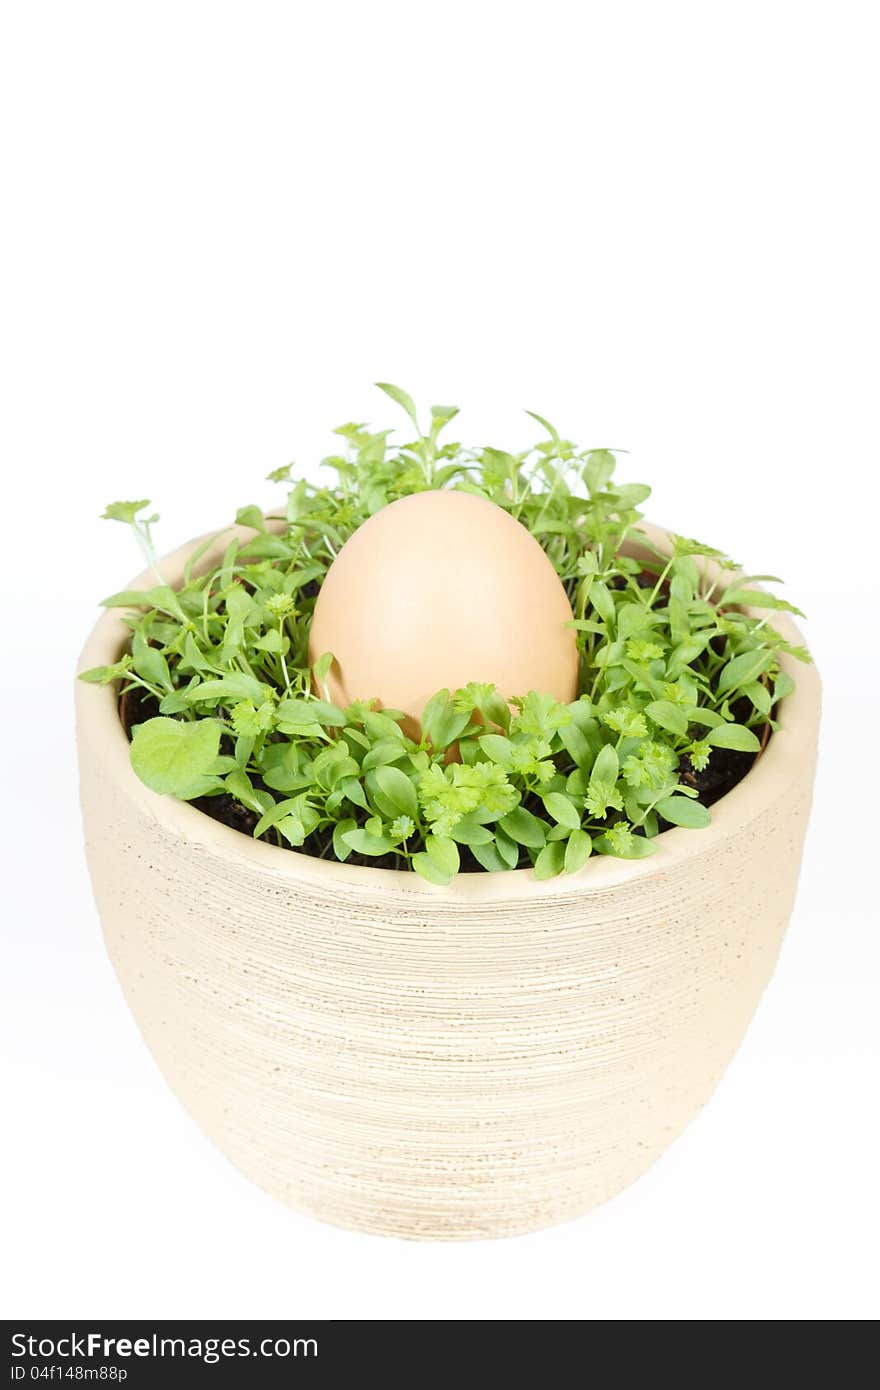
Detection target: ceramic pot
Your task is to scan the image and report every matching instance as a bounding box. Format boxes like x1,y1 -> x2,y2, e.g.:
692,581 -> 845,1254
76,524 -> 820,1239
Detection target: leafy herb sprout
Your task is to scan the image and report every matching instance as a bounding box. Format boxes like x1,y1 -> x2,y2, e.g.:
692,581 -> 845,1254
80,384 -> 809,885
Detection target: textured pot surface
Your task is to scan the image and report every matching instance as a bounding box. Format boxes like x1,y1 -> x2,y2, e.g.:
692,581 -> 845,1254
76,525 -> 820,1239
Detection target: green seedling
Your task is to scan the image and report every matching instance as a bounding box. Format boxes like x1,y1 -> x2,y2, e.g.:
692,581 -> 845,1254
81,386 -> 809,884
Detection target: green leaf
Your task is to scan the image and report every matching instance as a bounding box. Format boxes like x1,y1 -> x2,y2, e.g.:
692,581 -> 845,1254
159,686 -> 198,715
130,718 -> 220,796
533,841 -> 565,880
360,708 -> 407,742
583,450 -> 615,494
685,706 -> 726,729
276,697 -> 347,728
717,649 -> 774,695
332,818 -> 357,862
101,499 -> 151,524
343,828 -> 395,857
182,632 -> 216,673
362,738 -> 409,771
78,658 -> 131,684
744,681 -> 772,716
524,410 -> 560,443
102,588 -> 156,610
313,650 -> 334,687
186,673 -> 267,706
266,463 -> 293,484
254,629 -> 287,654
668,574 -> 691,645
589,580 -> 616,625
469,840 -> 512,873
773,670 -> 795,702
655,795 -> 711,828
234,504 -> 266,532
276,815 -> 306,846
499,807 -> 547,848
447,819 -> 494,846
478,734 -> 513,768
101,585 -> 187,621
412,852 -> 455,886
490,828 -> 517,867
131,631 -> 172,691
646,700 -> 689,736
455,681 -> 510,730
231,699 -> 274,738
253,797 -> 306,837
585,742 -> 623,819
542,792 -> 582,831
613,482 -> 651,510
375,381 -> 420,431
566,768 -> 587,797
594,831 -> 657,859
564,829 -> 592,873
425,834 -> 460,876
389,814 -> 415,843
591,743 -> 619,785
721,588 -> 804,617
374,765 -> 419,819
223,769 -> 271,815
421,690 -> 471,751
430,404 -> 460,434
238,535 -> 295,560
558,721 -> 590,768
601,705 -> 648,738
622,660 -> 664,699
706,722 -> 761,752
340,778 -> 369,810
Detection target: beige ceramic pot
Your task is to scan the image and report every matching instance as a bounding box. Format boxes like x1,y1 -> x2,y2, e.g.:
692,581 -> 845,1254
76,523 -> 820,1240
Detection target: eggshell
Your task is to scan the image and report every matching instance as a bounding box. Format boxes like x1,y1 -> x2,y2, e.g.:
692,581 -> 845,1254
308,490 -> 579,730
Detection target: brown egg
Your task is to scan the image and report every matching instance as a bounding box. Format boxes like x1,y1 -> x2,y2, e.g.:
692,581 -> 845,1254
308,490 -> 579,731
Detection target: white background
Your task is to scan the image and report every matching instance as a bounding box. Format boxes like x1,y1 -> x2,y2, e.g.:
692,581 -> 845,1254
1,1 -> 878,1321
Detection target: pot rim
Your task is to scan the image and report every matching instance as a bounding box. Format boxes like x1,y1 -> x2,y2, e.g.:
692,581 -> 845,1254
76,519 -> 821,902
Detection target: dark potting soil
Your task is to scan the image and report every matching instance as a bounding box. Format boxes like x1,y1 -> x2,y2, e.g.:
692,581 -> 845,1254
676,742 -> 755,806
119,682 -> 767,872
